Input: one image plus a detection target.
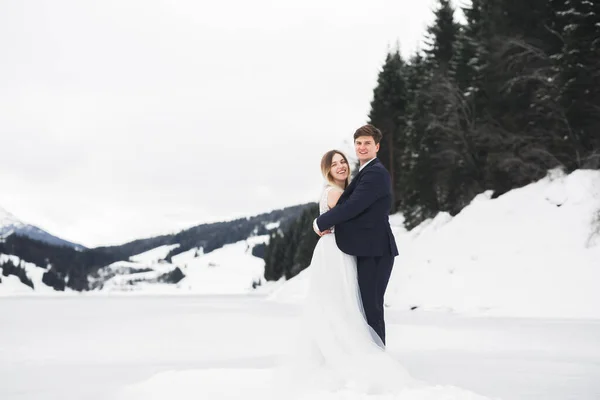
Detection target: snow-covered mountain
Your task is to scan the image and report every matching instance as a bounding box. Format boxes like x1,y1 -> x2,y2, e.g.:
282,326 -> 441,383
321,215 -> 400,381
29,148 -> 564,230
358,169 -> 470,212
0,203 -> 311,293
0,206 -> 85,250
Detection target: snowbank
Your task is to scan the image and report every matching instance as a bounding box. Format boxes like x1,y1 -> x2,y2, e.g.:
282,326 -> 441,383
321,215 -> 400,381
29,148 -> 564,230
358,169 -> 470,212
271,169 -> 600,319
114,367 -> 491,400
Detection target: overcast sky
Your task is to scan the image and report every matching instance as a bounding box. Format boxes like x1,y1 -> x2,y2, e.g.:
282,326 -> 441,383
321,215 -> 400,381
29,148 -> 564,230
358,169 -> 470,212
0,0 -> 463,248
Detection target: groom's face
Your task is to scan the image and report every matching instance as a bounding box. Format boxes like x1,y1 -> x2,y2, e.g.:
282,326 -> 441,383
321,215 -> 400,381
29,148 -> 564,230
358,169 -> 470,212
354,136 -> 379,164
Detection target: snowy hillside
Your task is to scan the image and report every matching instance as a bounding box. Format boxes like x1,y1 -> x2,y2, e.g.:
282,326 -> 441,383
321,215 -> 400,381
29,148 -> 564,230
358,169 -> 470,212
173,235 -> 268,294
90,237 -> 267,294
0,206 -> 85,250
270,169 -> 600,319
0,254 -> 56,295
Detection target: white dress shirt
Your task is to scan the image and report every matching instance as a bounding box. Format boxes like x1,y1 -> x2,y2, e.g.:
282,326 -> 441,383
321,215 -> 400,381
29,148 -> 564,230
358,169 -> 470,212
359,157 -> 377,172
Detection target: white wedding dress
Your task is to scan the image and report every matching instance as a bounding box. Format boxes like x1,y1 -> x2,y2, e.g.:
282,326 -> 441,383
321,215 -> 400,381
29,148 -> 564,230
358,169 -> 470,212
272,186 -> 494,400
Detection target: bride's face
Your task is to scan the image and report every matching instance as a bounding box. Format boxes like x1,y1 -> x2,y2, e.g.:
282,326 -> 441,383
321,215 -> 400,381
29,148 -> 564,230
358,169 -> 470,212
330,153 -> 349,182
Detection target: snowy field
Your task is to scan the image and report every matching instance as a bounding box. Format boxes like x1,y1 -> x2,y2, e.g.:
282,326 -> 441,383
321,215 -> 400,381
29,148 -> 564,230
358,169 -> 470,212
1,295 -> 599,400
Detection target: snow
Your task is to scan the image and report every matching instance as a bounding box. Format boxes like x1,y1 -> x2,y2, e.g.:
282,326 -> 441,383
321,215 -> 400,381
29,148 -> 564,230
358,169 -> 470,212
2,168 -> 600,318
0,254 -> 55,295
265,221 -> 281,230
173,236 -> 267,294
0,206 -> 85,250
2,169 -> 600,397
129,244 -> 180,264
94,260 -> 178,292
0,206 -> 25,230
272,169 -> 600,319
0,273 -> 33,295
170,246 -> 202,265
89,236 -> 268,294
1,296 -> 598,400
2,169 -> 599,319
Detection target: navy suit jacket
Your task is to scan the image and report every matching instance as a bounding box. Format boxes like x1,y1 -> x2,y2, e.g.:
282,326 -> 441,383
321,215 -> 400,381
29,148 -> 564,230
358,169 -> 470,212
316,158 -> 399,257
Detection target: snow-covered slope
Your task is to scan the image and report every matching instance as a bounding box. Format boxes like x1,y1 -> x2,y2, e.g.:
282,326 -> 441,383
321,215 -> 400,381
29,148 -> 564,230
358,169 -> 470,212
130,244 -> 181,264
173,235 -> 267,294
0,254 -> 56,295
91,237 -> 267,294
270,169 -> 600,319
0,206 -> 85,250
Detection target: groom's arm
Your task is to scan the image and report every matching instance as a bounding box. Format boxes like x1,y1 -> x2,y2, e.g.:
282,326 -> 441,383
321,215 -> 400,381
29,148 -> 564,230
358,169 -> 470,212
316,169 -> 389,232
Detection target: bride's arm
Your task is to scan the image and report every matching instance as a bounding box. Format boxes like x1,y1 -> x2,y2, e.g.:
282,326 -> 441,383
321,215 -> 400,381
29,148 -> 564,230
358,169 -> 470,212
327,188 -> 343,209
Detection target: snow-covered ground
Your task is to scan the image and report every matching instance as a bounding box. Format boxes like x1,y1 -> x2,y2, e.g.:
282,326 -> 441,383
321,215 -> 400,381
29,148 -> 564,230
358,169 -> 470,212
0,295 -> 599,400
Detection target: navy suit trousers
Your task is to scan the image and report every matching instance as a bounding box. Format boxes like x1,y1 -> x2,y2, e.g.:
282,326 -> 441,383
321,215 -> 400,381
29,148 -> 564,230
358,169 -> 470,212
356,254 -> 395,345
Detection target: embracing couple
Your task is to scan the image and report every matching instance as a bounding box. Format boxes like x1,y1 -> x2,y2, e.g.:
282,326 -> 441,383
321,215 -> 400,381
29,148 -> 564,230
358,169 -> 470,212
313,123 -> 397,347
280,124 -> 412,394
290,125 -> 491,399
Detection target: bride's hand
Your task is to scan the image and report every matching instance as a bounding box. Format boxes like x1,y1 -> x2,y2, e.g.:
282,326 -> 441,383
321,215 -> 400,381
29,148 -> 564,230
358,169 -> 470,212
317,229 -> 332,237
313,219 -> 332,236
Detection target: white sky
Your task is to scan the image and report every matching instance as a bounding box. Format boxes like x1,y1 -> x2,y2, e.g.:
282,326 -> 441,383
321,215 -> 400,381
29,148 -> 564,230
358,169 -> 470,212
0,0 -> 463,248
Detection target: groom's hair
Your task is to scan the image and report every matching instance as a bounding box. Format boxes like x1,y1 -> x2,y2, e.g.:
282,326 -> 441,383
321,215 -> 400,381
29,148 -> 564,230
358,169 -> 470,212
354,124 -> 383,144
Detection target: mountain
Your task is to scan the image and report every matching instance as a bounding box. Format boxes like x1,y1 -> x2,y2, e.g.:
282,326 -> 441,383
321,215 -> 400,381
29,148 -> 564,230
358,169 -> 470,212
0,206 -> 85,250
0,203 -> 314,293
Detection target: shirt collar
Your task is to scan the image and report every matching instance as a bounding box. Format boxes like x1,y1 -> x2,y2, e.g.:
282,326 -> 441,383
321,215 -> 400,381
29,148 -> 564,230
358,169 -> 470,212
359,157 -> 377,172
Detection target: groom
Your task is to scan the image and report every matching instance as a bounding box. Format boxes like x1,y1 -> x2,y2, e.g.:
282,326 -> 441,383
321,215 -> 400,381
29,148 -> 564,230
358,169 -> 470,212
314,124 -> 398,345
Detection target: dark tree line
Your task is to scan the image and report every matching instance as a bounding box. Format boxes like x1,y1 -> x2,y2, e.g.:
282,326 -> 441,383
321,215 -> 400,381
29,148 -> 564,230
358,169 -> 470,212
162,203 -> 312,261
263,204 -> 319,281
369,0 -> 600,227
1,259 -> 34,289
0,234 -> 119,291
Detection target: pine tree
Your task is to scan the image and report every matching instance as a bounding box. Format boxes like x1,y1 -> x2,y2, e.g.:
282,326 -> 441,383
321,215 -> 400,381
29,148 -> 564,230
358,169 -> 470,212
370,0 -> 600,231
557,0 -> 600,167
425,0 -> 460,73
451,0 -> 483,95
368,49 -> 409,212
290,205 -> 319,278
282,223 -> 299,279
263,231 -> 285,281
420,0 -> 462,212
400,53 -> 440,227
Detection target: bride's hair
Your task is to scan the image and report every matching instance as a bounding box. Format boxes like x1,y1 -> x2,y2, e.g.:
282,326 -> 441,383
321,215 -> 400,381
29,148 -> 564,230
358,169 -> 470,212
321,150 -> 350,190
